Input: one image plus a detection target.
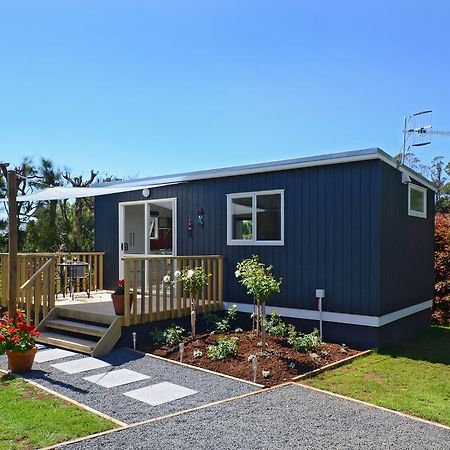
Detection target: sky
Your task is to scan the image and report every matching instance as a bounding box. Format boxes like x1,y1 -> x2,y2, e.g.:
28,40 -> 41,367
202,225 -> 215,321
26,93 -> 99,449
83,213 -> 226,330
1,0 -> 450,180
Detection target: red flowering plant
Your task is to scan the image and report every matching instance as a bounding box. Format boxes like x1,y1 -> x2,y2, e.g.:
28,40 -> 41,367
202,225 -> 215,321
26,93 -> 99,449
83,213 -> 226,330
0,310 -> 40,354
113,279 -> 125,295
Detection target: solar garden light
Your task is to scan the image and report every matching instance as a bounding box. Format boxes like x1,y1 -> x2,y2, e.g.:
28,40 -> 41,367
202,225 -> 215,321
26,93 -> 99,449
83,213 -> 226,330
315,289 -> 326,339
179,342 -> 185,363
132,332 -> 137,350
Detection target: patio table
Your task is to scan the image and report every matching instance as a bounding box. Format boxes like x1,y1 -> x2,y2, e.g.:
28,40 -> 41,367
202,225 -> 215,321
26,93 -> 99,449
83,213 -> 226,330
57,261 -> 91,300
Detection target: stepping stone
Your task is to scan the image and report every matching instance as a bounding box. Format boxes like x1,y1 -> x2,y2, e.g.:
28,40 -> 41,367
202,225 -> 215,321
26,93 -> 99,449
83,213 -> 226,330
35,348 -> 77,363
83,369 -> 150,388
52,357 -> 110,374
124,382 -> 197,406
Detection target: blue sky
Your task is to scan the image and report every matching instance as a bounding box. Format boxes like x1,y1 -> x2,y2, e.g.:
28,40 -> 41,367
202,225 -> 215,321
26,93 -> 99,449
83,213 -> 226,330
1,1 -> 449,179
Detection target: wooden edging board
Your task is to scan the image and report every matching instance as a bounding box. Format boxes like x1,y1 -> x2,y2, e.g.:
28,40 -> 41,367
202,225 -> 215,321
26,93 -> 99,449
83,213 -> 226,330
292,349 -> 373,380
293,382 -> 450,430
0,368 -> 126,427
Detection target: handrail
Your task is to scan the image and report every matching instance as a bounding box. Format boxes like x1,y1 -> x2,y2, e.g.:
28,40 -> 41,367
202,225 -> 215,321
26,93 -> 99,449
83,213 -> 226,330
20,258 -> 53,292
122,255 -> 223,260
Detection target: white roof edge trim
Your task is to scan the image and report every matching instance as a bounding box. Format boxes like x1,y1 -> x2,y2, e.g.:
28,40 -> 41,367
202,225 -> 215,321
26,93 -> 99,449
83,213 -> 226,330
95,147 -> 437,192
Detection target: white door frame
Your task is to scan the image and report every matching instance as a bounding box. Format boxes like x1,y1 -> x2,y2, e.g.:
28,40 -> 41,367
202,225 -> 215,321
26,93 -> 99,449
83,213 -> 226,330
118,198 -> 177,278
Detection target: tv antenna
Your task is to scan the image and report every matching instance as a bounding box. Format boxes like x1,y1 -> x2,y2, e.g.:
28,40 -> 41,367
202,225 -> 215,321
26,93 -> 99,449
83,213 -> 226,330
401,109 -> 450,164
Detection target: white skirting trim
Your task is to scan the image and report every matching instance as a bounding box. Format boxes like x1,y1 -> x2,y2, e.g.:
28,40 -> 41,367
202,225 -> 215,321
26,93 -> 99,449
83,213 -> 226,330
223,299 -> 433,328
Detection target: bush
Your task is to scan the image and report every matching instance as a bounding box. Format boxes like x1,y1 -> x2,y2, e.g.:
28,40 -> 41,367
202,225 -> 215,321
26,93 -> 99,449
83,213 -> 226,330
163,325 -> 185,346
434,213 -> 450,324
149,328 -> 165,346
215,305 -> 238,333
207,337 -> 239,360
265,310 -> 287,336
287,325 -> 321,352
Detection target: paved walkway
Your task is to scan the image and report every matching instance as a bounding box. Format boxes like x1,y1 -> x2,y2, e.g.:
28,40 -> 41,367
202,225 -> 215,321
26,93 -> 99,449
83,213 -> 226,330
0,346 -> 259,424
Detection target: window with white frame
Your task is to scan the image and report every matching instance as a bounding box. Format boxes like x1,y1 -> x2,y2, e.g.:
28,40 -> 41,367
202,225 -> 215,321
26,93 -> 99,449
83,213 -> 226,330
227,190 -> 284,245
408,184 -> 427,218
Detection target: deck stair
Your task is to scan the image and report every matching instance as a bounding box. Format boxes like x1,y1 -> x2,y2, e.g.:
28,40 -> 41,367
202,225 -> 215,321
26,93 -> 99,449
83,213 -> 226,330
36,307 -> 121,357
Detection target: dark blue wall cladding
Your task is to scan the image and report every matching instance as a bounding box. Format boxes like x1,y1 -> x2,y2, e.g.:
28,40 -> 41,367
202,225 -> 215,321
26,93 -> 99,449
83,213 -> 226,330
379,163 -> 435,315
95,159 -> 385,316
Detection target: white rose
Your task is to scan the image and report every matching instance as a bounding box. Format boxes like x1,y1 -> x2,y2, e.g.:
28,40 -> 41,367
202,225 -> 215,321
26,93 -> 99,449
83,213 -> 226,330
187,269 -> 194,278
174,270 -> 181,277
235,270 -> 240,278
163,275 -> 171,283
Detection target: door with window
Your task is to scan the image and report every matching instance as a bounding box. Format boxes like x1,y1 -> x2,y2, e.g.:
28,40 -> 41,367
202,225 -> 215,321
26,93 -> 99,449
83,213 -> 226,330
119,199 -> 177,280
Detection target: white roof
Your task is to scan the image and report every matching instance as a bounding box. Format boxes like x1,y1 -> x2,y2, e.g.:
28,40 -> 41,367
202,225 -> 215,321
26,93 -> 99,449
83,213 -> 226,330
4,147 -> 437,202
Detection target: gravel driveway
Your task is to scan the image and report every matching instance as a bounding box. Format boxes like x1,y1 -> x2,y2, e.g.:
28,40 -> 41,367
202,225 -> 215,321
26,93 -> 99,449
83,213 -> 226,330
57,384 -> 449,449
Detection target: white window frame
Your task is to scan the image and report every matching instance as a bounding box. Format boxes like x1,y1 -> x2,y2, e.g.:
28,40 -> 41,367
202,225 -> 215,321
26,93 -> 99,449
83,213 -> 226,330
226,189 -> 285,246
408,184 -> 427,219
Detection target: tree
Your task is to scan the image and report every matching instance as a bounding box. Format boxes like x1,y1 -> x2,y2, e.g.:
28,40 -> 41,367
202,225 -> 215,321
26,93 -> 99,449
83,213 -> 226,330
235,256 -> 282,353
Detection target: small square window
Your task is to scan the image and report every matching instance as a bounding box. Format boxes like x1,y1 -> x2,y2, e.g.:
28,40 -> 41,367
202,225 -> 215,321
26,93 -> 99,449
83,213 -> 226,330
408,184 -> 427,218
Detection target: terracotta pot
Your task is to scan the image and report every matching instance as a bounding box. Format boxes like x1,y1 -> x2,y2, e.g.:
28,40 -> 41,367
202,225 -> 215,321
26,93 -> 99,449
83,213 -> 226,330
6,346 -> 38,373
111,293 -> 134,315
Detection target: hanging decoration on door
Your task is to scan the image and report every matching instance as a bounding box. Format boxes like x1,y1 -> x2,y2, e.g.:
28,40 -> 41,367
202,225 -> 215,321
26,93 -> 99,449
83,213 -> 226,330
188,218 -> 193,237
197,208 -> 204,227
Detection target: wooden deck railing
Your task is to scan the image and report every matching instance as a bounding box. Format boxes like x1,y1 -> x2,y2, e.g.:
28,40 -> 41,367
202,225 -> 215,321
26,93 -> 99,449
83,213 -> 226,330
19,258 -> 55,325
122,255 -> 224,326
0,252 -> 105,307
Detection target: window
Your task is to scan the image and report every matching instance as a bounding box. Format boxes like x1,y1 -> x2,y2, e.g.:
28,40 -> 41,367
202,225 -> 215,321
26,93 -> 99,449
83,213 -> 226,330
408,184 -> 427,218
227,190 -> 284,245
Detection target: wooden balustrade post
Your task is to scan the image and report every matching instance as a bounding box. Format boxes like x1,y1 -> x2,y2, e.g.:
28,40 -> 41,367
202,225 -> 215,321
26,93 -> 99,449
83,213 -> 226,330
124,259 -> 131,326
7,170 -> 18,318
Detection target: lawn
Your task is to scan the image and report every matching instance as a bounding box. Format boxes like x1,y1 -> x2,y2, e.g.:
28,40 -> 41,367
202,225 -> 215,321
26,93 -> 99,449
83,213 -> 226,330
302,326 -> 450,426
0,375 -> 117,449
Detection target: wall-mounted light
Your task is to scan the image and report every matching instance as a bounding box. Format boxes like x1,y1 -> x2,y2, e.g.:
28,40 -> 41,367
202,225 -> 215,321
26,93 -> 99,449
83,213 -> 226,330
142,188 -> 151,198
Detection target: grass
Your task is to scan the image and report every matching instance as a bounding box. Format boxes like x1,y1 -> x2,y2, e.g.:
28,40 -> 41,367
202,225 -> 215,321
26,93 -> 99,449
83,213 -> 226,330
302,326 -> 450,426
0,375 -> 117,449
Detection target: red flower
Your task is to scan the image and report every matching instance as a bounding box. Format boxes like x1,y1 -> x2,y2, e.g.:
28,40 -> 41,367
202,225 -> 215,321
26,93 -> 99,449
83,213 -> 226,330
118,279 -> 125,287
12,335 -> 21,343
0,335 -> 5,341
31,331 -> 40,337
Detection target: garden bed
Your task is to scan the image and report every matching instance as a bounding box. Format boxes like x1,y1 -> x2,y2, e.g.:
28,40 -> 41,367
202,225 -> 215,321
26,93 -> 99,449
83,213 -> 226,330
138,330 -> 359,387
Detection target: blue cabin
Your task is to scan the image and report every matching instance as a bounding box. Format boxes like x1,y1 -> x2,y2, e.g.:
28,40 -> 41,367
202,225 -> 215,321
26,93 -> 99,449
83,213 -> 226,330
94,147 -> 435,348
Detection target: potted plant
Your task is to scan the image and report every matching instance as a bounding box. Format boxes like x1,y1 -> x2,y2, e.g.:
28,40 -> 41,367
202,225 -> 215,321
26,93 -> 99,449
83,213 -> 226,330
0,310 -> 40,373
111,279 -> 134,315
164,267 -> 211,338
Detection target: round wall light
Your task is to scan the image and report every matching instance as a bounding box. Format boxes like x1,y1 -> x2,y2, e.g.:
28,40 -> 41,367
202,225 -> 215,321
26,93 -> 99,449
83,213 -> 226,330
142,188 -> 151,198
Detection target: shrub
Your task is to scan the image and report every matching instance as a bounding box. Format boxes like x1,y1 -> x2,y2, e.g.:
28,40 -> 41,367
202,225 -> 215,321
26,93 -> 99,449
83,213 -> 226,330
215,305 -> 238,333
149,328 -> 165,346
434,213 -> 450,324
265,310 -> 287,336
207,337 -> 239,360
287,325 -> 321,352
163,325 -> 185,346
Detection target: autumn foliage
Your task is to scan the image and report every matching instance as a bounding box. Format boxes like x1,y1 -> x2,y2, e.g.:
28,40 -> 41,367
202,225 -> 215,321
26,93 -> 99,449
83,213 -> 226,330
434,213 -> 450,324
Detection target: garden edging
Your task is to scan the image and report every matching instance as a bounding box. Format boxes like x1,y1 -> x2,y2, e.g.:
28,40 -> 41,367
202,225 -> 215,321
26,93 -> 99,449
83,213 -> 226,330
126,347 -> 265,388
292,349 -> 373,380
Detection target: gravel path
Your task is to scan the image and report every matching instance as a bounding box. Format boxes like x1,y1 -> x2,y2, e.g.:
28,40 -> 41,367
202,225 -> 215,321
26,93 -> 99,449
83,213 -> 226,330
60,384 -> 449,450
0,347 -> 259,424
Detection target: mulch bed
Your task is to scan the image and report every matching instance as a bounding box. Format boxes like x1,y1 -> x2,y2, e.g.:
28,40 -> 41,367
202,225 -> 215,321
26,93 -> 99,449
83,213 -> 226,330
138,331 -> 359,387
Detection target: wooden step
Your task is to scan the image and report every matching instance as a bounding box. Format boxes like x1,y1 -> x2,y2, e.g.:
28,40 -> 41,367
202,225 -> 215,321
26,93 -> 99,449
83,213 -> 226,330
45,319 -> 108,337
56,307 -> 117,325
36,330 -> 97,354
